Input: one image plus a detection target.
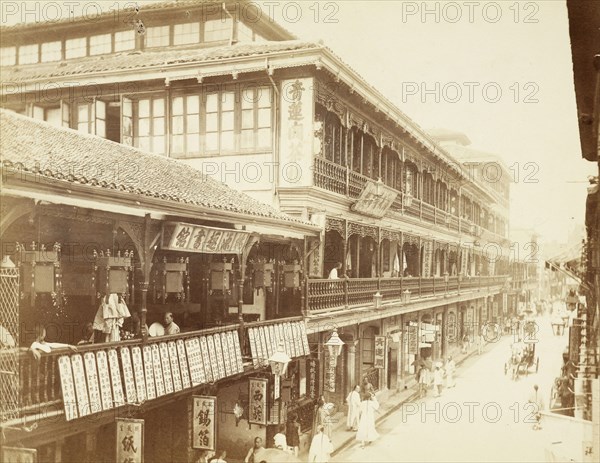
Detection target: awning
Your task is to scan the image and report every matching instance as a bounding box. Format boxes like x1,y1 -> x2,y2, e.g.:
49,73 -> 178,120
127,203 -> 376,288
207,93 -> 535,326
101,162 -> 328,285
247,321 -> 310,367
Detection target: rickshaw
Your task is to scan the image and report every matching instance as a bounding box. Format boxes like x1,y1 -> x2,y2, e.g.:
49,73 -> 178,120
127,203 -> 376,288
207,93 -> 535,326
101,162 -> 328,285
505,343 -> 523,380
505,342 -> 539,380
520,342 -> 540,375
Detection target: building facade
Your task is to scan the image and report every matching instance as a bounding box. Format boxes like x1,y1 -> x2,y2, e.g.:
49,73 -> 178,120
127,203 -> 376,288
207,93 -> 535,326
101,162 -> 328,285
0,2 -> 536,461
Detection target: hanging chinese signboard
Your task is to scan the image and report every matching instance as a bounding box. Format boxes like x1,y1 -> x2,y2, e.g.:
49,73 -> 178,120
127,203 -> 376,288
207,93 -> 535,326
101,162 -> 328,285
307,358 -> 320,400
350,180 -> 398,219
325,353 -> 336,392
374,336 -> 387,369
247,321 -> 310,366
422,242 -> 433,278
191,396 -> 216,451
116,418 -> 144,463
407,322 -> 418,355
161,222 -> 250,254
57,356 -> 78,421
248,378 -> 268,425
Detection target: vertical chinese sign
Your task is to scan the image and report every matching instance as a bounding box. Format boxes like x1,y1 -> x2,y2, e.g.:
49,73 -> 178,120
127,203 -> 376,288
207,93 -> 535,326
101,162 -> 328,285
191,396 -> 216,451
374,336 -> 386,369
325,352 -> 336,392
116,418 -> 144,463
307,359 -> 320,401
407,322 -> 418,355
248,378 -> 268,425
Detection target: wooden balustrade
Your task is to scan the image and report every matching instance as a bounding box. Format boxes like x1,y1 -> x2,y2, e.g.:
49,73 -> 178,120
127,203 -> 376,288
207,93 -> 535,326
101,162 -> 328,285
314,157 -> 346,195
348,170 -> 368,199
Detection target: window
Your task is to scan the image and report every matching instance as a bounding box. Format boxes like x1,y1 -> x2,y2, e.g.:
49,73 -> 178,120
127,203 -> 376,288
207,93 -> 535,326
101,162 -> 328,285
41,41 -> 62,62
240,86 -> 272,149
205,92 -> 234,152
135,97 -> 166,154
77,103 -> 93,134
90,34 -> 112,56
18,44 -> 39,64
32,105 -> 62,128
204,18 -> 232,42
146,26 -> 170,48
171,94 -> 201,154
114,30 -> 135,52
65,37 -> 87,59
1,47 -> 17,66
173,22 -> 200,45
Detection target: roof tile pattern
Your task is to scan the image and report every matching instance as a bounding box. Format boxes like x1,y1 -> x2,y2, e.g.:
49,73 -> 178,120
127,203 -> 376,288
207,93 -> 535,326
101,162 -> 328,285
0,109 -> 310,225
2,41 -> 319,83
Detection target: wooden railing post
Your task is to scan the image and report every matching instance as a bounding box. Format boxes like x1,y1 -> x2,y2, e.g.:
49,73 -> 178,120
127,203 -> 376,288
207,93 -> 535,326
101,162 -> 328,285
344,278 -> 349,308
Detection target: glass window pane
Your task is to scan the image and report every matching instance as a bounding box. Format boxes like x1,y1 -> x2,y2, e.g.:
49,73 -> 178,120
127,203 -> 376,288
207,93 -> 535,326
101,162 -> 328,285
241,130 -> 254,149
138,99 -> 150,117
96,119 -> 106,137
187,114 -> 200,132
41,41 -> 61,62
257,87 -> 272,108
78,105 -> 89,123
45,108 -> 62,127
65,38 -> 86,59
153,98 -> 164,117
153,136 -> 165,153
172,97 -> 184,116
1,47 -> 17,66
258,128 -> 271,147
204,18 -> 232,42
187,95 -> 200,114
138,118 -> 150,136
205,133 -> 218,151
33,106 -> 44,120
186,133 -> 200,152
221,92 -> 234,111
221,131 -> 234,151
138,137 -> 150,151
206,113 -> 218,132
221,111 -> 234,131
123,98 -> 132,117
146,26 -> 170,47
241,88 -> 254,109
172,135 -> 184,153
258,108 -> 271,127
153,117 -> 165,136
114,30 -> 135,52
96,101 -> 106,119
206,94 -> 218,113
172,116 -> 184,134
241,110 -> 253,129
78,122 -> 89,133
174,22 -> 200,45
90,34 -> 111,55
18,44 -> 39,64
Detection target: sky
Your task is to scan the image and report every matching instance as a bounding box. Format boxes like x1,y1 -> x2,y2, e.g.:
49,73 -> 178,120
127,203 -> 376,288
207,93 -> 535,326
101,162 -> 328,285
1,0 -> 595,244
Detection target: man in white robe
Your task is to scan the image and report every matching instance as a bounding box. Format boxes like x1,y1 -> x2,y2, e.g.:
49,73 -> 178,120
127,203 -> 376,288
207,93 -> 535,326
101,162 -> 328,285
309,426 -> 333,463
346,385 -> 361,431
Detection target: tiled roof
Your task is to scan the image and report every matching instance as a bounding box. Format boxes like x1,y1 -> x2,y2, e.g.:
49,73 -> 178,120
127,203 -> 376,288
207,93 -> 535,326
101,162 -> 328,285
0,109 -> 314,227
2,40 -> 320,83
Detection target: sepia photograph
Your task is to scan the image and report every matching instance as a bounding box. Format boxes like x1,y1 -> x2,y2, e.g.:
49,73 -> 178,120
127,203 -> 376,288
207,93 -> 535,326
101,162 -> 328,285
0,1 -> 598,462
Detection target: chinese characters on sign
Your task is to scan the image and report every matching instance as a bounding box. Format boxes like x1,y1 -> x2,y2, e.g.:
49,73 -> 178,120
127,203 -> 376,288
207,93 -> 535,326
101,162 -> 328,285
116,418 -> 144,463
350,180 -> 399,219
248,378 -> 268,425
307,359 -> 320,400
162,223 -> 249,254
191,396 -> 216,450
374,336 -> 387,369
407,322 -> 418,356
325,353 -> 336,392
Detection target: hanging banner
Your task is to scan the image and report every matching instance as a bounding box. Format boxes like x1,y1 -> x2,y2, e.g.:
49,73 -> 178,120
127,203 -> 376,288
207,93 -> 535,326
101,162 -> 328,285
176,339 -> 192,389
374,336 -> 387,369
162,222 -> 250,254
131,346 -> 146,403
142,346 -> 156,400
95,351 -> 113,411
325,353 -> 336,392
168,341 -> 183,393
57,356 -> 78,421
248,378 -> 268,425
407,322 -> 418,355
191,396 -> 217,450
460,247 -> 469,276
307,358 -> 320,400
70,354 -> 90,417
120,347 -> 137,404
422,241 -> 433,278
159,343 -> 174,395
116,418 -> 144,463
108,349 -> 125,407
185,337 -> 205,386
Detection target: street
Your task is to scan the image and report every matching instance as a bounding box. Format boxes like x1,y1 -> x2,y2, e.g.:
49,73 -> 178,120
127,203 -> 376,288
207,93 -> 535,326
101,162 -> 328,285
332,315 -> 569,462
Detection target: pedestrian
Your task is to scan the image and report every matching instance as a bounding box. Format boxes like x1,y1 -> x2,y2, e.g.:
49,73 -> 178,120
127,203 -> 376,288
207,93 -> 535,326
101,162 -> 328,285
209,450 -> 227,463
445,356 -> 456,388
345,385 -> 361,431
528,384 -> 545,430
433,363 -> 444,397
461,333 -> 469,353
286,413 -> 301,457
244,437 -> 265,463
308,425 -> 334,463
356,392 -> 379,449
418,364 -> 430,398
477,330 -> 485,355
314,397 -> 333,440
273,424 -> 287,451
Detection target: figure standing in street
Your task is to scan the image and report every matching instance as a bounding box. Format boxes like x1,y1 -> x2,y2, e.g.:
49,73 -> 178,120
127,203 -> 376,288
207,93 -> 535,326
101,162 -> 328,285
445,356 -> 456,388
315,397 -> 333,440
433,363 -> 444,397
418,364 -> 430,398
286,413 -> 301,457
346,385 -> 361,431
356,392 -> 379,449
273,424 -> 287,451
528,384 -> 545,430
308,425 -> 334,463
244,437 -> 265,463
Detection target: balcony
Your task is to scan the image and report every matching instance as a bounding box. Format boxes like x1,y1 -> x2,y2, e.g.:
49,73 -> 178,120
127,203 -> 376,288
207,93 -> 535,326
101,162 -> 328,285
306,275 -> 509,313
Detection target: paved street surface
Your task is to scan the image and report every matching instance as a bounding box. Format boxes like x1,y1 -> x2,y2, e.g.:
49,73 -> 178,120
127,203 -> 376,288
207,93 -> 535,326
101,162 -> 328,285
332,315 -> 569,462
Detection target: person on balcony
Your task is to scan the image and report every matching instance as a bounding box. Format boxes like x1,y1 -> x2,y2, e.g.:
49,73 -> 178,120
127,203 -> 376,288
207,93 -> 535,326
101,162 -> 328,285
329,262 -> 347,280
163,312 -> 180,335
30,325 -> 77,360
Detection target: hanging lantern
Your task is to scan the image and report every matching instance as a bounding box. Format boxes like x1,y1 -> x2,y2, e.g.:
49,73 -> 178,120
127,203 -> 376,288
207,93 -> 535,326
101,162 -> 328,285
324,329 -> 344,367
268,342 -> 291,377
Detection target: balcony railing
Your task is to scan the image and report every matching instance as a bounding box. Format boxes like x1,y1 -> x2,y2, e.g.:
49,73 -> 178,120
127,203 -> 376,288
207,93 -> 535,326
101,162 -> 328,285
313,158 -> 506,239
306,275 -> 508,313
